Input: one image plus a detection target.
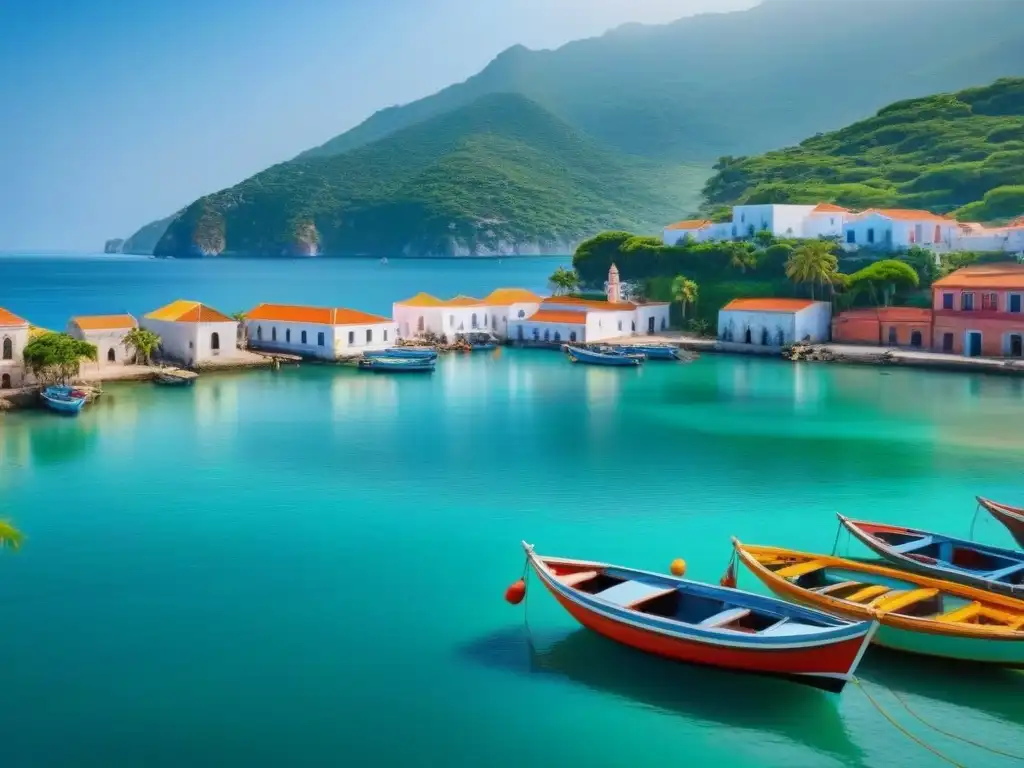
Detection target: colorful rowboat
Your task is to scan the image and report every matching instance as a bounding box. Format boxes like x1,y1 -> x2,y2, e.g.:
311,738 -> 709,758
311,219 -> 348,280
40,385 -> 87,415
733,539 -> 1024,666
615,344 -> 682,360
517,542 -> 876,692
977,497 -> 1024,548
358,357 -> 435,373
565,345 -> 644,367
363,347 -> 438,361
838,514 -> 1024,598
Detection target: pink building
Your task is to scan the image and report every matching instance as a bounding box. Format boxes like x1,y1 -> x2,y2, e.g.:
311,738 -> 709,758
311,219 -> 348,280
932,264 -> 1024,357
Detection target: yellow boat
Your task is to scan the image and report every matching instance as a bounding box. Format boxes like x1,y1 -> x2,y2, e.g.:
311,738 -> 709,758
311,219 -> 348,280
732,539 -> 1024,666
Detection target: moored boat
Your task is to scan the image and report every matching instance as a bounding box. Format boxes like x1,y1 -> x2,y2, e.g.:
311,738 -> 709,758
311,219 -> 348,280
733,539 -> 1024,666
616,344 -> 682,360
512,542 -> 876,692
363,347 -> 438,361
565,345 -> 644,367
358,357 -> 436,374
155,369 -> 197,386
838,514 -> 1024,598
40,385 -> 87,415
977,497 -> 1024,548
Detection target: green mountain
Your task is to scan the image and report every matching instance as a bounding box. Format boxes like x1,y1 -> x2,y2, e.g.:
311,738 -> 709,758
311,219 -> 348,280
299,0 -> 1024,165
122,213 -> 179,255
701,78 -> 1024,221
155,94 -> 706,257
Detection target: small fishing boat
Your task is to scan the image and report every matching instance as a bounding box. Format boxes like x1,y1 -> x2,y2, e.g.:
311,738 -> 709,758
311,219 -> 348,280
40,385 -> 87,415
358,357 -> 435,374
616,344 -> 682,361
510,542 -> 876,692
363,347 -> 437,361
565,345 -> 644,367
155,369 -> 197,386
977,497 -> 1024,548
733,539 -> 1024,666
838,515 -> 1024,598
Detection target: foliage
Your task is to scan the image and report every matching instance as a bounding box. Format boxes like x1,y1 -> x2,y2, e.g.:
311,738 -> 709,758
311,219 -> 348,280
232,312 -> 249,349
22,333 -> 97,385
901,246 -> 941,288
701,78 -> 1024,222
687,319 -> 712,338
122,328 -> 162,366
122,212 -> 180,255
0,520 -> 23,551
670,275 -> 699,321
549,267 -> 581,296
156,94 -> 706,257
784,241 -> 840,300
846,259 -> 920,307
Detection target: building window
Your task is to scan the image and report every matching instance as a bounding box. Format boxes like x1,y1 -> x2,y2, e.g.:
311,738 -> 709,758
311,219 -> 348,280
942,293 -> 954,310
888,326 -> 897,345
211,332 -> 220,351
934,224 -> 942,243
518,310 -> 525,319
631,321 -> 636,332
0,374 -> 9,389
982,293 -> 998,311
617,321 -> 622,331
747,224 -> 755,237
2,337 -> 11,360
1011,294 -> 1022,313
471,313 -> 478,329
384,330 -> 388,342
911,331 -> 923,348
449,315 -> 455,328
301,330 -> 307,344
257,326 -> 263,340
543,329 -> 550,342
661,318 -> 667,331
272,327 -> 277,342
776,329 -> 785,346
107,348 -> 116,363
347,331 -> 354,344
532,328 -> 539,341
366,329 -> 372,343
846,230 -> 855,244
867,228 -> 875,244
517,326 -> 524,341
1010,334 -> 1023,358
318,332 -> 325,346
760,328 -> 769,345
286,329 -> 292,343
961,293 -> 975,311
740,213 -> 745,223
417,317 -> 424,332
942,333 -> 954,352
731,225 -> 737,237
554,331 -> 561,342
569,331 -> 577,343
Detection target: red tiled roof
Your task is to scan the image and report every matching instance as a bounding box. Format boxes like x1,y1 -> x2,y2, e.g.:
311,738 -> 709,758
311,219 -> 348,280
70,314 -> 137,331
665,219 -> 712,231
722,298 -> 819,313
524,310 -> 588,325
245,304 -> 391,325
933,264 -> 1024,289
811,203 -> 849,214
0,308 -> 29,327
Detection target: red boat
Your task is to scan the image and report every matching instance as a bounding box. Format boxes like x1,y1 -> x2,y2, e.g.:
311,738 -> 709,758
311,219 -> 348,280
978,497 -> 1024,548
513,542 -> 877,693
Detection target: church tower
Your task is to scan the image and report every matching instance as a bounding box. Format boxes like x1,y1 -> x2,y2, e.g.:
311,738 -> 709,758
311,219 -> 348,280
607,263 -> 621,304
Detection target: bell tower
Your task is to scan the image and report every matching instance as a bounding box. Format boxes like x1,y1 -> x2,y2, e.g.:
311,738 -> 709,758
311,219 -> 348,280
607,263 -> 621,304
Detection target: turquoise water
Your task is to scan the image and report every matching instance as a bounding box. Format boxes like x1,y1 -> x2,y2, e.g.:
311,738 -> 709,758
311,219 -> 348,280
0,256 -> 1022,766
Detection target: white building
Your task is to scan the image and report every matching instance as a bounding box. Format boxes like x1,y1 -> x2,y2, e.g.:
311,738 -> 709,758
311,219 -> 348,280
731,204 -> 818,239
718,298 -> 831,346
244,304 -> 398,359
477,288 -> 543,341
141,300 -> 240,367
0,308 -> 30,389
662,204 -> 851,246
393,288 -> 542,341
842,209 -> 960,252
802,203 -> 849,239
67,314 -> 137,366
663,219 -> 713,246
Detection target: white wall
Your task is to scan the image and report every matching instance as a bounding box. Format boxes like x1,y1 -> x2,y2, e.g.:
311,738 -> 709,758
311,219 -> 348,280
248,320 -> 336,359
718,309 -> 796,346
733,204 -> 816,238
843,213 -> 894,250
487,302 -> 540,340
511,321 -> 585,344
334,322 -> 399,355
794,302 -> 832,342
803,212 -> 847,239
585,310 -> 638,341
68,327 -> 132,366
0,325 -> 29,388
634,305 -> 671,335
142,319 -> 239,365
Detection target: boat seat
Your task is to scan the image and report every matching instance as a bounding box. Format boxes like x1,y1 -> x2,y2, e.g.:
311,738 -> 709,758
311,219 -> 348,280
875,588 -> 938,613
557,570 -> 599,588
812,580 -> 860,595
937,602 -> 982,623
987,562 -> 1024,580
892,536 -> 933,554
699,607 -> 751,627
594,580 -> 673,608
845,585 -> 891,604
1009,617 -> 1024,631
775,560 -> 827,579
759,620 -> 820,637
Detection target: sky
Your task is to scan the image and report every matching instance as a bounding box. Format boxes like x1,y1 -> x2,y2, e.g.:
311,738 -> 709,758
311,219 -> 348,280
0,0 -> 756,251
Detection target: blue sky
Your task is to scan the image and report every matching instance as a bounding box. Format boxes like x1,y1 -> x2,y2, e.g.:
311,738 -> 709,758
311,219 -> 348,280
0,0 -> 754,251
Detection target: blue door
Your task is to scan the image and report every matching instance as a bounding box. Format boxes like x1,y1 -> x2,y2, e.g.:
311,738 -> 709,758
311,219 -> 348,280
967,331 -> 982,357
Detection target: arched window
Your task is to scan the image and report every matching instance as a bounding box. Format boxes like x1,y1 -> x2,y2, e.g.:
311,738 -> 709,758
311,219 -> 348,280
517,310 -> 525,319
543,329 -> 550,342
911,330 -> 923,348
517,326 -> 524,341
776,329 -> 785,346
257,326 -> 263,340
417,316 -> 425,332
744,328 -> 752,344
617,321 -> 622,331
107,348 -> 116,363
569,331 -> 577,343
554,331 -> 561,342
286,329 -> 291,343
0,373 -> 9,389
532,328 -> 540,341
1,337 -> 11,360
472,313 -> 478,329
760,328 -> 769,346
272,327 -> 277,342
934,224 -> 942,243
301,330 -> 307,344
211,332 -> 221,351
661,318 -> 667,331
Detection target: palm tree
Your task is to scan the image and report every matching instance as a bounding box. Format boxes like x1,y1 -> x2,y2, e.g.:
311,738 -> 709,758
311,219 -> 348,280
727,243 -> 758,273
232,312 -> 249,349
122,328 -> 162,365
671,275 -> 699,322
549,266 -> 580,296
785,241 -> 839,299
0,520 -> 24,551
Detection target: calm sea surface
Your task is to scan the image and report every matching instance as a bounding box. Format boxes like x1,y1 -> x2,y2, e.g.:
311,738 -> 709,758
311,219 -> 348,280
0,255 -> 1022,767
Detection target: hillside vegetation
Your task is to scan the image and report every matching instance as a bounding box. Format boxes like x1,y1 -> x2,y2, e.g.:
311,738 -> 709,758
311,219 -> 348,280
123,213 -> 179,255
702,78 -> 1024,221
155,94 -> 705,258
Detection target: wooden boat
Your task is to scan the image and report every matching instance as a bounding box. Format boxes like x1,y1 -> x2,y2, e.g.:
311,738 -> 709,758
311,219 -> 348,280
363,347 -> 437,361
358,357 -> 435,373
565,345 -> 644,367
518,542 -> 876,692
40,385 -> 87,415
616,344 -> 682,360
838,514 -> 1024,598
977,497 -> 1024,548
155,369 -> 197,386
733,539 -> 1024,666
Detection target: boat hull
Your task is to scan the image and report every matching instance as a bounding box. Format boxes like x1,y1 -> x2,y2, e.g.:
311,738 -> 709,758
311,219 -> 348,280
363,348 -> 437,360
359,359 -> 435,373
617,345 -> 680,360
565,346 -> 643,367
40,387 -> 86,415
873,624 -> 1024,666
978,497 -> 1024,548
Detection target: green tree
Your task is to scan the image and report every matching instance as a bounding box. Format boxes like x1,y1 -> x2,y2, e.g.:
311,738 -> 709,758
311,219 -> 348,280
902,246 -> 940,287
122,328 -> 162,365
549,266 -> 580,296
671,275 -> 699,322
785,241 -> 839,299
23,333 -> 97,385
0,520 -> 23,551
846,259 -> 920,306
727,242 -> 758,273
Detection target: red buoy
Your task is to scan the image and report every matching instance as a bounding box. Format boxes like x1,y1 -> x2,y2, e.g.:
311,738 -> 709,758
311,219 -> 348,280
505,579 -> 526,605
720,561 -> 737,589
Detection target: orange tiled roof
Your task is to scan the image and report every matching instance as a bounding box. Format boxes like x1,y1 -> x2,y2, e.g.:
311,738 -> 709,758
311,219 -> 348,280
933,264 -> 1024,289
145,300 -> 235,323
542,296 -> 636,311
811,203 -> 849,214
723,298 -> 819,312
665,219 -> 712,231
245,304 -> 391,325
443,295 -> 482,307
0,308 -> 29,327
395,292 -> 446,307
481,288 -> 543,305
71,314 -> 137,331
524,309 -> 588,325
856,208 -> 952,223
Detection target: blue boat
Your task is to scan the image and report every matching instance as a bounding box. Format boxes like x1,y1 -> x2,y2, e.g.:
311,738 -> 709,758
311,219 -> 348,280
40,385 -> 87,415
363,347 -> 437,361
839,514 -> 1024,599
565,345 -> 644,367
359,357 -> 436,374
617,344 -> 683,361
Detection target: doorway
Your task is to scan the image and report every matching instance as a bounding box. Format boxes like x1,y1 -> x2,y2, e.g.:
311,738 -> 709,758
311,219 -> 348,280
966,331 -> 982,357
1,373 -> 9,389
647,316 -> 655,334
1010,334 -> 1023,358
744,328 -> 752,344
942,333 -> 954,353
107,348 -> 116,363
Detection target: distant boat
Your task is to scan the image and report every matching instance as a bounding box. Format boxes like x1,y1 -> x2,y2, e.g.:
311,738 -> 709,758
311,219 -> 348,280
565,345 -> 644,367
40,385 -> 87,415
616,344 -> 683,361
155,369 -> 197,386
358,357 -> 435,374
838,514 -> 1024,598
363,347 -> 437,361
976,497 -> 1024,548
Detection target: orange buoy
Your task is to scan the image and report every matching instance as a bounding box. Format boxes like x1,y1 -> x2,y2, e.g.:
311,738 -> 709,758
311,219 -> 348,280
670,558 -> 687,577
505,579 -> 526,605
720,561 -> 737,589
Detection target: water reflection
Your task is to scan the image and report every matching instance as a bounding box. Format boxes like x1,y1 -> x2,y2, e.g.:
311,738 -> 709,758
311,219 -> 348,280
330,372 -> 397,420
196,377 -> 240,428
